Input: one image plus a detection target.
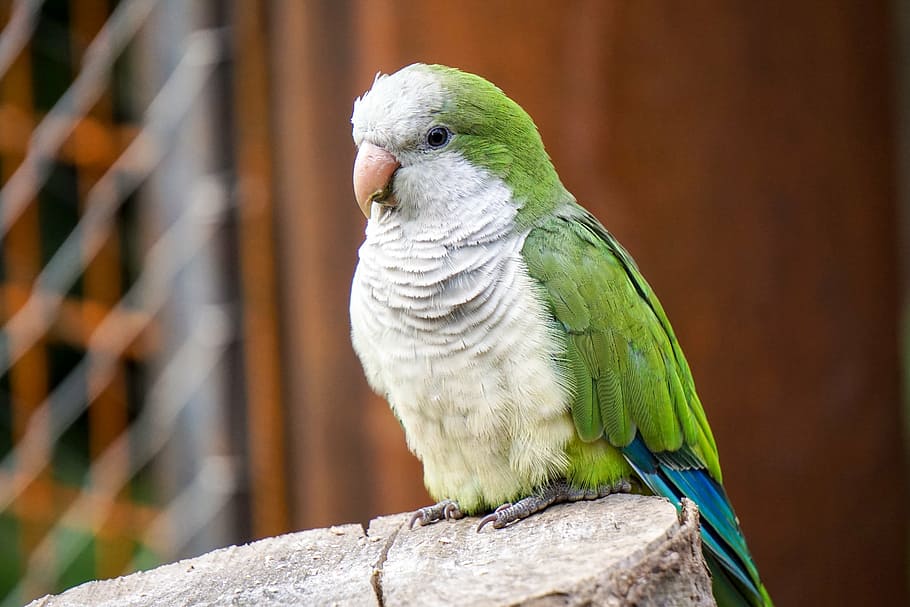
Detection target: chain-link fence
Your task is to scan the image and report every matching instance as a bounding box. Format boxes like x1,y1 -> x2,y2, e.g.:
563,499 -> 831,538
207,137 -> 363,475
0,1 -> 278,603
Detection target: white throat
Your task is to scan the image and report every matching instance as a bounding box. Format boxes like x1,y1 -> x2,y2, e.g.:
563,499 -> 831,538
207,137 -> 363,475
349,156 -> 573,511
356,156 -> 522,348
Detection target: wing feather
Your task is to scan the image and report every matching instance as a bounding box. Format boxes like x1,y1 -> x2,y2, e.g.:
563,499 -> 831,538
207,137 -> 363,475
523,204 -> 715,472
523,203 -> 770,606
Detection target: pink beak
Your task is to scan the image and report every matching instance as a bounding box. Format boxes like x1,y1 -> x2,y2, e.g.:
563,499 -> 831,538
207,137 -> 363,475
353,142 -> 400,218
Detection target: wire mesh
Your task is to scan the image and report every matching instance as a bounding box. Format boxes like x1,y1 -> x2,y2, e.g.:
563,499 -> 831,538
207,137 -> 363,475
0,2 -> 252,604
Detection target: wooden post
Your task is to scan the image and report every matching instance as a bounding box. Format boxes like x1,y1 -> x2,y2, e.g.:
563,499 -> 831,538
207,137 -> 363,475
24,496 -> 715,607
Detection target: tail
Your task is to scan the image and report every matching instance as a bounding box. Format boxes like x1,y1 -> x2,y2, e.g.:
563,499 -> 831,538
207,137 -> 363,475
623,436 -> 773,607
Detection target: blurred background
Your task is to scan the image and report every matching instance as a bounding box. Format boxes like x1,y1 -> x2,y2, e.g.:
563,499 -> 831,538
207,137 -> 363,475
0,0 -> 907,605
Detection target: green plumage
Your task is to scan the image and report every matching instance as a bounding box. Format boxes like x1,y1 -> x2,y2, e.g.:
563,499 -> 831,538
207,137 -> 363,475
353,63 -> 772,606
426,65 -> 569,227
426,66 -> 734,480
523,204 -> 772,606
523,205 -> 722,480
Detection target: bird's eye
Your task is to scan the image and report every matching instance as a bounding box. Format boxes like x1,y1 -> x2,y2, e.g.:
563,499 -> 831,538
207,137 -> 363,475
426,126 -> 451,149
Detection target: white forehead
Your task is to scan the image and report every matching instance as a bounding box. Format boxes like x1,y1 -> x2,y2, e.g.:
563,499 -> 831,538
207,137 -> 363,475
351,64 -> 446,149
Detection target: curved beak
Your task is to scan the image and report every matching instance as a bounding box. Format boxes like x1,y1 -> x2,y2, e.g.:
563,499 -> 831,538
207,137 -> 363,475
353,142 -> 400,218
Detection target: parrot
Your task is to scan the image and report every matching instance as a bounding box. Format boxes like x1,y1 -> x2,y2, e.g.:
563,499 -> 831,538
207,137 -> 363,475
349,63 -> 772,606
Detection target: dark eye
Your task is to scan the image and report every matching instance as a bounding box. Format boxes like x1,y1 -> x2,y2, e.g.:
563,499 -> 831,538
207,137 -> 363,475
426,126 -> 451,149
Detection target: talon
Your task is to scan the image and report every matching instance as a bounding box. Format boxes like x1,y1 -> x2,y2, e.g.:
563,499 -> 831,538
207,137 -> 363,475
477,512 -> 500,533
409,499 -> 462,529
409,510 -> 427,529
475,479 -> 631,532
443,502 -> 462,520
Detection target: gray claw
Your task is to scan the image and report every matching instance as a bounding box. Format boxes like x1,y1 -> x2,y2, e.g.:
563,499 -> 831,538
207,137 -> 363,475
408,509 -> 428,529
476,502 -> 513,532
476,512 -> 500,532
443,502 -> 463,520
409,499 -> 462,529
475,479 -> 632,532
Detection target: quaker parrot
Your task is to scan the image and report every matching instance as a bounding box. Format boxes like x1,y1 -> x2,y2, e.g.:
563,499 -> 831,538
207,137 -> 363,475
349,63 -> 772,606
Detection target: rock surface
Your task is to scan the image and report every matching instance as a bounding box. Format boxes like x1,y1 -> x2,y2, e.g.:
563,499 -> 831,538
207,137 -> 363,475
27,494 -> 714,606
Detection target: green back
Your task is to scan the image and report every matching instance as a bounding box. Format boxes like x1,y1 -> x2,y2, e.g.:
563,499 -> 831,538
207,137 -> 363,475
523,203 -> 722,481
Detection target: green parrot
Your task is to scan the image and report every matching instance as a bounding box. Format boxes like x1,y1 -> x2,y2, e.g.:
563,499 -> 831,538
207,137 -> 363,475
350,64 -> 772,606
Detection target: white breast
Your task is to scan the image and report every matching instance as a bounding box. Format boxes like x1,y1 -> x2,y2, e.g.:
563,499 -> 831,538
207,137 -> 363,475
350,163 -> 575,512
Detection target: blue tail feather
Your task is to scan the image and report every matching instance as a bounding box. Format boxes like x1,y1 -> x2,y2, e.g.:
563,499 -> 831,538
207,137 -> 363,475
623,435 -> 766,606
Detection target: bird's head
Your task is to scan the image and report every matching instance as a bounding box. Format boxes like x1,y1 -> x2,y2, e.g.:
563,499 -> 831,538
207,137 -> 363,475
351,64 -> 569,222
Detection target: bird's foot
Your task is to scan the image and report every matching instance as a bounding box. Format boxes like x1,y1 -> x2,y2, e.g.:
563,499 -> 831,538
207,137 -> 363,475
477,478 -> 631,532
408,499 -> 463,529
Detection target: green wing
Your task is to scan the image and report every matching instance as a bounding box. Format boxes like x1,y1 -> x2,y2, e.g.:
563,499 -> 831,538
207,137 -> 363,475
522,202 -> 773,607
523,204 -> 721,481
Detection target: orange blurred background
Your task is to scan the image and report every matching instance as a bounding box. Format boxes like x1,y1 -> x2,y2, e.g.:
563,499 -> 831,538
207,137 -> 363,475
1,1 -> 907,605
